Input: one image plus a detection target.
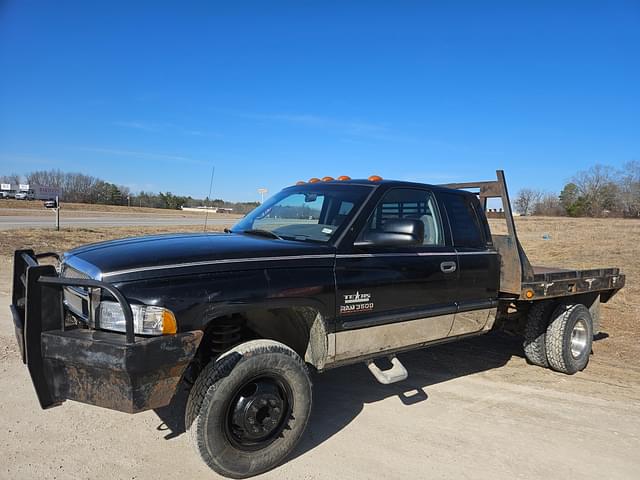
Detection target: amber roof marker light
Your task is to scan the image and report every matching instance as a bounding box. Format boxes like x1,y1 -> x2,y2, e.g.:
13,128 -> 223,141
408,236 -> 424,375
322,176 -> 335,182
308,177 -> 321,183
368,175 -> 383,182
295,181 -> 306,185
337,175 -> 351,181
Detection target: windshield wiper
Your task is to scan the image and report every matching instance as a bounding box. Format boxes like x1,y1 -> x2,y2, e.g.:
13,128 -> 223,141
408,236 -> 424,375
240,229 -> 283,240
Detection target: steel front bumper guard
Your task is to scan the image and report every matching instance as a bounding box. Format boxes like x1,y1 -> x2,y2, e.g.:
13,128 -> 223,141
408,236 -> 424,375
11,250 -> 203,413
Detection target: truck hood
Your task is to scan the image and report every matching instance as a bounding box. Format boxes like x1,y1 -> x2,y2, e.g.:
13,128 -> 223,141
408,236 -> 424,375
62,232 -> 335,282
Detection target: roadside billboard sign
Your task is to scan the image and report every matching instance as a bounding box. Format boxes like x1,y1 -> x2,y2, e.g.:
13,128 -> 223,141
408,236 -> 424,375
36,185 -> 61,197
1,183 -> 10,190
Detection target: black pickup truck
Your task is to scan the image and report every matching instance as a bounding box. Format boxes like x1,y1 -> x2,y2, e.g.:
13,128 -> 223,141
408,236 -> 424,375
11,171 -> 625,478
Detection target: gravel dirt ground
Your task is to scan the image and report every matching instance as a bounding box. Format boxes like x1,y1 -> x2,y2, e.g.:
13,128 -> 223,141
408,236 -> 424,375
0,217 -> 639,479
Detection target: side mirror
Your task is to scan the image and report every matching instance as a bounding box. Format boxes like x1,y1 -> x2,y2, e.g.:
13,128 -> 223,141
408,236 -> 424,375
355,218 -> 424,247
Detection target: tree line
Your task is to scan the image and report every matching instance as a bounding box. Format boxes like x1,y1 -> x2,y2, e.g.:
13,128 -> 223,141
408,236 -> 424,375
0,169 -> 260,214
5,164 -> 638,218
514,162 -> 640,218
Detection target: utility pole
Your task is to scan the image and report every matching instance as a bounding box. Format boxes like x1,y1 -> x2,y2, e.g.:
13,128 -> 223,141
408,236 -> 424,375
55,195 -> 60,231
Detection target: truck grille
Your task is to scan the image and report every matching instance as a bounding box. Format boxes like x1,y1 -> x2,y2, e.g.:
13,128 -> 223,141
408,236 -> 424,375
61,264 -> 91,280
61,264 -> 94,322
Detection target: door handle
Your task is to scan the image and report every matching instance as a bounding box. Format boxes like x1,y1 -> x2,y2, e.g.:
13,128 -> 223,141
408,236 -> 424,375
440,261 -> 457,273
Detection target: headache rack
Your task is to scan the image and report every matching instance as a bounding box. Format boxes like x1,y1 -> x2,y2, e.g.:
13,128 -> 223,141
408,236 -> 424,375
439,170 -> 625,301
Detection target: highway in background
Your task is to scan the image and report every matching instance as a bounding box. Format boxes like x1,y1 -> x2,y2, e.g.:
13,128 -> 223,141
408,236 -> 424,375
0,211 -> 236,230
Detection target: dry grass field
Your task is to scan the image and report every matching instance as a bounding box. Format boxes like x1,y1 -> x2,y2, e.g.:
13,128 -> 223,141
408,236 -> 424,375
0,225 -> 230,298
0,225 -> 227,258
497,216 -> 639,369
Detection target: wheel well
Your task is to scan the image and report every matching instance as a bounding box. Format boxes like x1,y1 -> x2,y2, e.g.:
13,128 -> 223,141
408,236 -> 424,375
194,307 -> 329,372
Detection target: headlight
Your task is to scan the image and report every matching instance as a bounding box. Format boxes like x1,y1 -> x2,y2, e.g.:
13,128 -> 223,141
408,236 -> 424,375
97,302 -> 177,335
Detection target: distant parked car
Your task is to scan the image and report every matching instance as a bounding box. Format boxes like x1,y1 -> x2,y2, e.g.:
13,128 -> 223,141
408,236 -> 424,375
43,199 -> 58,208
15,191 -> 35,200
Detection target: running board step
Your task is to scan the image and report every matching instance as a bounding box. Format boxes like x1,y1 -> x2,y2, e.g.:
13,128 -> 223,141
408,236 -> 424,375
366,356 -> 408,384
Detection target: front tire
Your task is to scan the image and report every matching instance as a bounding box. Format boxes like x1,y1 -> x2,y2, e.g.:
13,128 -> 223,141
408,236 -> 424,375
185,340 -> 312,478
545,304 -> 593,374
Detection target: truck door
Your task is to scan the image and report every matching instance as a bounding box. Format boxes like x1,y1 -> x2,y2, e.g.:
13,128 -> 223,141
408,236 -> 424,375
437,192 -> 500,336
333,187 -> 458,362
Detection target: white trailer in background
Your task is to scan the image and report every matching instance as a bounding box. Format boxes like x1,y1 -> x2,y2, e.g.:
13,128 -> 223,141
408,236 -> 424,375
13,184 -> 61,200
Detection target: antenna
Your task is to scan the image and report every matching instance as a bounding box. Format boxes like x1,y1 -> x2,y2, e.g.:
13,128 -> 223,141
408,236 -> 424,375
204,164 -> 215,232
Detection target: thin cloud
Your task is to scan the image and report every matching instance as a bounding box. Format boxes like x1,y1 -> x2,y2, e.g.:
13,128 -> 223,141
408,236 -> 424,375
245,113 -> 385,133
113,121 -> 161,132
75,147 -> 207,165
0,152 -> 58,166
236,111 -> 415,142
114,121 -> 221,138
234,111 -> 504,151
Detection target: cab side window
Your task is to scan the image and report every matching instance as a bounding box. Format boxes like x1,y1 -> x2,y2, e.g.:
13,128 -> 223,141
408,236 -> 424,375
358,188 -> 444,246
439,192 -> 486,248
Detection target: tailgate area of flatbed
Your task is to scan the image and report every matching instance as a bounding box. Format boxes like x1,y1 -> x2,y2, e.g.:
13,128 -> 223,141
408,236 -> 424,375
522,266 -> 625,301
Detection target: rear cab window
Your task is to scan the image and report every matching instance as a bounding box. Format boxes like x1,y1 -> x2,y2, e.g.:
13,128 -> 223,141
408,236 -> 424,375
438,192 -> 489,249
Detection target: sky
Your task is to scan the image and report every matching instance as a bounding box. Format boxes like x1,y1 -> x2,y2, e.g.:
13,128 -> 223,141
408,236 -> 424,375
0,1 -> 638,202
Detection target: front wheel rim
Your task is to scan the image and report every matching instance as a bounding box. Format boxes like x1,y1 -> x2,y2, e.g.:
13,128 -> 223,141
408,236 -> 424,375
224,375 -> 292,451
570,318 -> 589,358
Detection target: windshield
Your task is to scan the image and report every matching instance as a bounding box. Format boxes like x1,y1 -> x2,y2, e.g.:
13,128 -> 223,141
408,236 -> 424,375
232,184 -> 373,243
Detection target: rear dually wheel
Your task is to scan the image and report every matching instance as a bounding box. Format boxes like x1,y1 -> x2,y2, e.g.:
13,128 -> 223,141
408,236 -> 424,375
545,304 -> 593,374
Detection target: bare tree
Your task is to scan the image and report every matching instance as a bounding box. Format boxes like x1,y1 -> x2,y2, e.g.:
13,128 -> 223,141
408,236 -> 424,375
514,188 -> 542,215
0,173 -> 23,185
571,164 -> 620,216
618,160 -> 640,217
533,193 -> 564,216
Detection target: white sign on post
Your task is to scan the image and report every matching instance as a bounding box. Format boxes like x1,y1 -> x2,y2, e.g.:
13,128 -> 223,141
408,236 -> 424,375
0,184 -> 10,190
19,184 -> 30,191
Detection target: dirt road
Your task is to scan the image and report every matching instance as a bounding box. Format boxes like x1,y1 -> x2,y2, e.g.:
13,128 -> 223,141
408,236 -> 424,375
1,293 -> 639,480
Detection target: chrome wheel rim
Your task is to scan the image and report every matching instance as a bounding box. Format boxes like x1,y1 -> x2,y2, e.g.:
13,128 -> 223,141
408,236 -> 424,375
570,319 -> 589,358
